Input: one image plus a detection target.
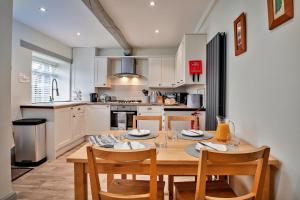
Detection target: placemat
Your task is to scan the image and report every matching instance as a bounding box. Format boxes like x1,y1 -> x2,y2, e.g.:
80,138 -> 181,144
185,143 -> 200,158
178,131 -> 214,141
123,133 -> 158,140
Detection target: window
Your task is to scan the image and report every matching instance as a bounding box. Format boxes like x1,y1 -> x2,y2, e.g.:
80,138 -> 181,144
31,53 -> 71,103
32,57 -> 57,103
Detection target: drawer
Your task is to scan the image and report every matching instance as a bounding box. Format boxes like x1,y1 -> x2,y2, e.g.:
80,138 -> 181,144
138,106 -> 163,113
70,105 -> 85,114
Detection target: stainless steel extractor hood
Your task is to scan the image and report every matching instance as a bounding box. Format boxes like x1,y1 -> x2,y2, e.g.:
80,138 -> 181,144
113,57 -> 141,78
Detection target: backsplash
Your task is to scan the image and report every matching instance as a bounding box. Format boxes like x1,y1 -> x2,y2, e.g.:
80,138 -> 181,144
96,85 -> 204,100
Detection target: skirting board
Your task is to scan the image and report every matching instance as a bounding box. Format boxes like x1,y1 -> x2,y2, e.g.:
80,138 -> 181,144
0,192 -> 17,200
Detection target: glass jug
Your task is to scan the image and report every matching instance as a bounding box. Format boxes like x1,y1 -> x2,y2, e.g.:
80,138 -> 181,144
216,116 -> 235,142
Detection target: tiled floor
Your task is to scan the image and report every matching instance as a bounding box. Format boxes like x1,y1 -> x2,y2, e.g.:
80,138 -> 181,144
13,143 -> 192,200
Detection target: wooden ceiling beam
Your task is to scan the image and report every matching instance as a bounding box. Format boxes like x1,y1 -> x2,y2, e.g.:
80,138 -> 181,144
82,0 -> 132,54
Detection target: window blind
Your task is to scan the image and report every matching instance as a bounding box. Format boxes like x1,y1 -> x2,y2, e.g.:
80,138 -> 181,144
31,57 -> 57,103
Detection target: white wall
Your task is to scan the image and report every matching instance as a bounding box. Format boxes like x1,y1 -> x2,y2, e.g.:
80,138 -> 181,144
11,20 -> 72,120
0,0 -> 14,199
199,0 -> 300,199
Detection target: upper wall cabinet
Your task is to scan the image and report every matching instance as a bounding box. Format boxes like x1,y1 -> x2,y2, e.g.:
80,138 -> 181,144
175,34 -> 207,86
148,56 -> 175,88
94,57 -> 111,88
72,48 -> 96,101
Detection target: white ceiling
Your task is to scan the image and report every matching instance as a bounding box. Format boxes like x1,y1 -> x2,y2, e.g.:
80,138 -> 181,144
13,0 -> 211,49
99,0 -> 211,48
13,0 -> 120,48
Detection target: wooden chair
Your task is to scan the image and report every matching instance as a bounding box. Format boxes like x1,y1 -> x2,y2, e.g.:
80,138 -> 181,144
133,115 -> 163,131
167,115 -> 198,130
132,115 -> 163,181
174,146 -> 270,200
167,115 -> 198,200
87,145 -> 165,200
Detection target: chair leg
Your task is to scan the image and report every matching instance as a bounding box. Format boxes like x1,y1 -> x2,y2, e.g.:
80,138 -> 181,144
159,175 -> 164,182
132,174 -> 136,180
168,175 -> 174,200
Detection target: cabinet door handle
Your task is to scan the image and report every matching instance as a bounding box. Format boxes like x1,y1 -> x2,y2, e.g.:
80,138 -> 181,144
147,107 -> 152,111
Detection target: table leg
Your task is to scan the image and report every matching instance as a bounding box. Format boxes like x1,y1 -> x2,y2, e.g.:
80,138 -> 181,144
74,163 -> 88,200
262,166 -> 270,200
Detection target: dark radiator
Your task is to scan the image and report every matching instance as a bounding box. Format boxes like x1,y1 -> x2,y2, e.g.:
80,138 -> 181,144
205,32 -> 227,131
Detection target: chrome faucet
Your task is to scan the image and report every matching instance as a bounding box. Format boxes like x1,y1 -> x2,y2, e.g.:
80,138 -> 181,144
50,78 -> 59,102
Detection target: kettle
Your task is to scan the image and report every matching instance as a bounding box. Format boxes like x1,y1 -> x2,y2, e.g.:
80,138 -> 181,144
90,93 -> 98,102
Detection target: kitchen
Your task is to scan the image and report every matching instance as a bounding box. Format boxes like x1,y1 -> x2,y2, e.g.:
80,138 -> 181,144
0,0 -> 300,200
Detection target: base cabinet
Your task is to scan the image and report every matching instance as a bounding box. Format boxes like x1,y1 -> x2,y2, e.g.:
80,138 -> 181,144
54,107 -> 72,150
85,105 -> 110,134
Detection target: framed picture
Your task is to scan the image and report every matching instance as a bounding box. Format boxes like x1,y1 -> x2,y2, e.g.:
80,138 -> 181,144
267,0 -> 294,30
234,13 -> 247,56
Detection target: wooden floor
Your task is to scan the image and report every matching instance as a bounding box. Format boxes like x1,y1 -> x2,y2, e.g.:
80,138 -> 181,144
13,143 -> 193,200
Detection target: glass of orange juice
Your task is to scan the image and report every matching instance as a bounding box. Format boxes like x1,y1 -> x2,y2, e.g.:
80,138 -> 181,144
216,116 -> 235,142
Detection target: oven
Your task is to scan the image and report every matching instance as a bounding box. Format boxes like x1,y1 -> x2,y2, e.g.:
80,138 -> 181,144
110,105 -> 137,130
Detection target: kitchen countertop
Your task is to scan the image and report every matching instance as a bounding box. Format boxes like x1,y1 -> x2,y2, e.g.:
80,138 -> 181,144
20,102 -> 205,111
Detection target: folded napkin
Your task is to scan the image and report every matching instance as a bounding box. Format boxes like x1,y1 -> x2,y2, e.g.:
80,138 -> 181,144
89,135 -> 118,148
181,129 -> 204,136
195,142 -> 227,152
114,142 -> 146,150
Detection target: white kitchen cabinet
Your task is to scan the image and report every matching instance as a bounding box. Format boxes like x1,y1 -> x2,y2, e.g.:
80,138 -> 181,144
72,48 -> 96,101
137,106 -> 163,133
148,57 -> 162,87
161,56 -> 175,87
148,56 -> 175,88
94,57 -> 111,88
85,105 -> 110,134
175,34 -> 207,86
55,107 -> 72,150
71,106 -> 86,140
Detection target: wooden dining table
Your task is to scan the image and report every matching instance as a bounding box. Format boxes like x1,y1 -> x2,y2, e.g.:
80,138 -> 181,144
66,130 -> 280,200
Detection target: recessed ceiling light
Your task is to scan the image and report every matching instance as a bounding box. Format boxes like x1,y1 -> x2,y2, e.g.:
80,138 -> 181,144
155,29 -> 159,34
150,1 -> 155,6
39,7 -> 47,12
76,32 -> 81,36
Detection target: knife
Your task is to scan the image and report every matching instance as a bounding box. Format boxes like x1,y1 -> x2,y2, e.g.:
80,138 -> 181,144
127,141 -> 133,150
198,142 -> 219,151
189,130 -> 203,136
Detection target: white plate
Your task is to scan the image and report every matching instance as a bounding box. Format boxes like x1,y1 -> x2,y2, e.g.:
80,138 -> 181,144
181,130 -> 204,137
127,129 -> 151,137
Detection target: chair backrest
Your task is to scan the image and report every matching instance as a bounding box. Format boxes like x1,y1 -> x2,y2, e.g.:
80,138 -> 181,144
87,146 -> 157,200
195,146 -> 270,200
133,115 -> 163,131
167,115 -> 198,130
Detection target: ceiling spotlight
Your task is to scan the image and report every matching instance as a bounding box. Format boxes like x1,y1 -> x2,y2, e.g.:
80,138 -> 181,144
39,7 -> 47,12
76,32 -> 81,36
150,1 -> 155,6
155,29 -> 159,34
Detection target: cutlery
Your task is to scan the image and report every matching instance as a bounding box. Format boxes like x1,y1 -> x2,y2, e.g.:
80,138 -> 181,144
189,130 -> 203,136
127,141 -> 133,150
198,142 -> 219,151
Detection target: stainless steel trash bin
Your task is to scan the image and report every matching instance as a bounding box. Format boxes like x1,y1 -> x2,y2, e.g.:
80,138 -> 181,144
12,118 -> 47,166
